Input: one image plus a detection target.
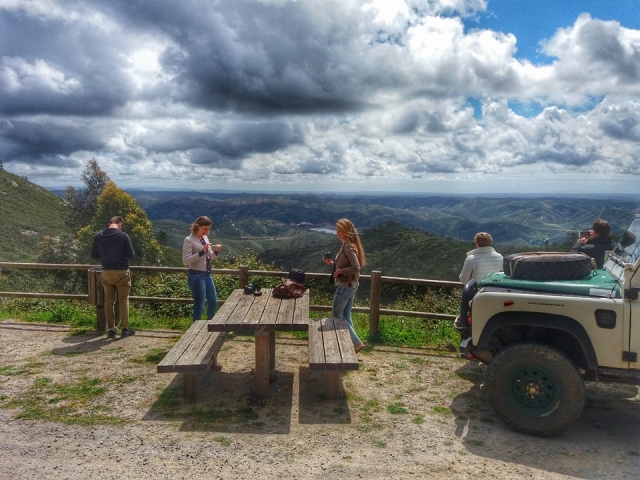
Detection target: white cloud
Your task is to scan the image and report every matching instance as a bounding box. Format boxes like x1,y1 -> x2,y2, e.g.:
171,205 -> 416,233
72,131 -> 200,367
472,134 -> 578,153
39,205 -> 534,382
0,0 -> 638,193
0,57 -> 81,93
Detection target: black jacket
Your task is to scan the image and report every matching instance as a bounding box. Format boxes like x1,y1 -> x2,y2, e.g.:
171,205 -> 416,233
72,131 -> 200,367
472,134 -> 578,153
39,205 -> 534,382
91,228 -> 135,270
570,236 -> 615,269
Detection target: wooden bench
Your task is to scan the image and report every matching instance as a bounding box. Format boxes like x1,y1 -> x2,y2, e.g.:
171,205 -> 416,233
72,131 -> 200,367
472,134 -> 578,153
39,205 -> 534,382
308,317 -> 359,399
157,320 -> 226,401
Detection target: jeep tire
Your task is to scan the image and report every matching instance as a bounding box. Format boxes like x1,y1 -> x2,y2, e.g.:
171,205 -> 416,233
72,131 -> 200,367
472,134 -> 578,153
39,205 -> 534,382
485,343 -> 585,436
503,252 -> 593,280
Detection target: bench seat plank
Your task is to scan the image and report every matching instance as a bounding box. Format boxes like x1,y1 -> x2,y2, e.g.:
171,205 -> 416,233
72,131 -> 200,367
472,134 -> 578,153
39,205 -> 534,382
157,320 -> 227,401
309,318 -> 359,370
333,320 -> 359,369
174,328 -> 226,373
308,318 -> 327,368
308,317 -> 360,399
157,320 -> 210,373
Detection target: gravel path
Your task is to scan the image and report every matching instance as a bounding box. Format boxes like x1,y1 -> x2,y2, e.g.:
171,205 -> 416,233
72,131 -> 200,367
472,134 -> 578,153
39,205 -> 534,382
0,319 -> 639,479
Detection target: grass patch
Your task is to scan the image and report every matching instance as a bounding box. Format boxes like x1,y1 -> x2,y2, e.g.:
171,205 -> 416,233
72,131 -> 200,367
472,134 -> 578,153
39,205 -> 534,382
0,361 -> 44,376
412,414 -> 425,424
387,404 -> 408,414
432,406 -> 453,416
132,348 -> 169,364
377,315 -> 459,350
361,399 -> 382,414
1,376 -> 123,426
214,436 -> 232,446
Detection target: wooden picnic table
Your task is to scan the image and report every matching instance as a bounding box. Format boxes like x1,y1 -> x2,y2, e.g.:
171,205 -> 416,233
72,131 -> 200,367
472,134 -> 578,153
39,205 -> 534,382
207,288 -> 309,398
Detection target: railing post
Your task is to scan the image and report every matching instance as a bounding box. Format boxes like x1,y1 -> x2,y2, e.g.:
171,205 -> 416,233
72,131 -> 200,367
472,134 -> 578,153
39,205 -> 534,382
87,267 -> 106,332
369,270 -> 381,339
238,266 -> 249,288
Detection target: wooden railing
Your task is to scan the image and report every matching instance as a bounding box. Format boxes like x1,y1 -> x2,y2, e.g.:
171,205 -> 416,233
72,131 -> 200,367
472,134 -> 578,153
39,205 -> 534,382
0,262 -> 463,335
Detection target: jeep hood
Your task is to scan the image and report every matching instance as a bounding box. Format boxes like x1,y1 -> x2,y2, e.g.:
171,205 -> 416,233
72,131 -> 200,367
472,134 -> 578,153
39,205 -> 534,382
478,270 -> 620,298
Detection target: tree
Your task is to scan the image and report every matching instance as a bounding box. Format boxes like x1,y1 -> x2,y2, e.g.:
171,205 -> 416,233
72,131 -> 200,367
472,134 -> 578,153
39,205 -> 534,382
78,182 -> 163,265
37,235 -> 81,291
64,158 -> 110,232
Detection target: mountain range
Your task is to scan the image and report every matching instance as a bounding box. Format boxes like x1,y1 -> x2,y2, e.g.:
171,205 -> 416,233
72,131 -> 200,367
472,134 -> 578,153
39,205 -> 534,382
6,171 -> 638,282
137,191 -> 639,248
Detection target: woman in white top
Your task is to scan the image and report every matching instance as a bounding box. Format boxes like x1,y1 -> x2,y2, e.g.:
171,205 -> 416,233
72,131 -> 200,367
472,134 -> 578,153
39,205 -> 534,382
456,232 -> 503,331
459,232 -> 503,284
182,216 -> 222,322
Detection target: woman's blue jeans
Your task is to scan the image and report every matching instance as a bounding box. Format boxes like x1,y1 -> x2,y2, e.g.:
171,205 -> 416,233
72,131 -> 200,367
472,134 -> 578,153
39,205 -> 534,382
332,285 -> 360,345
187,272 -> 218,322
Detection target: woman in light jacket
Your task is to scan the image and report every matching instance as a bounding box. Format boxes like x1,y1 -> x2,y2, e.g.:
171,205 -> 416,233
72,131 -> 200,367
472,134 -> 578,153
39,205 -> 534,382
456,232 -> 502,331
458,232 -> 503,284
182,216 -> 222,322
323,218 -> 367,353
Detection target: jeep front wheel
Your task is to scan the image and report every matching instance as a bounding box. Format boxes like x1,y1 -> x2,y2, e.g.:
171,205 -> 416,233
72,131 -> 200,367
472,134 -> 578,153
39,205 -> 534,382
485,343 -> 585,436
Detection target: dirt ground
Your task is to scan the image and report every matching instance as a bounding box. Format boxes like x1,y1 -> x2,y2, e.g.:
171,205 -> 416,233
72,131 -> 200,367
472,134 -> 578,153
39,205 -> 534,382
0,319 -> 639,480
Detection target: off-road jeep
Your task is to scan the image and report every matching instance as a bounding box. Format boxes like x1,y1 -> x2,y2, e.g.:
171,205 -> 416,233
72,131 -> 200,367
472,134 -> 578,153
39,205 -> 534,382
460,214 -> 640,436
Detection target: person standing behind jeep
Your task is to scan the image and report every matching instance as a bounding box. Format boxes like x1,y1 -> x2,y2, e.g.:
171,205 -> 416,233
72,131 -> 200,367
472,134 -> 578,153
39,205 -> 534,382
182,216 -> 223,322
571,219 -> 615,269
91,216 -> 135,339
459,232 -> 503,284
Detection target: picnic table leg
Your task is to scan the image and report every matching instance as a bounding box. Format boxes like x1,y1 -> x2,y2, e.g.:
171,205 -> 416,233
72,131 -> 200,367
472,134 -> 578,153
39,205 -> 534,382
255,331 -> 270,398
269,330 -> 276,370
325,370 -> 340,400
184,373 -> 198,401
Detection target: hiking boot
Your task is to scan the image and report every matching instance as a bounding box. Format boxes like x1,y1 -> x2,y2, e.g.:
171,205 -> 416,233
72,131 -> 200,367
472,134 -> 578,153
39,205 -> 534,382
107,329 -> 116,339
120,328 -> 136,338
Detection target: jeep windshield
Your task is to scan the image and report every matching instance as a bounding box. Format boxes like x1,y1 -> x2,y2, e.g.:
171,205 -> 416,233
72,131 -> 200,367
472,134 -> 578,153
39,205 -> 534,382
604,214 -> 640,278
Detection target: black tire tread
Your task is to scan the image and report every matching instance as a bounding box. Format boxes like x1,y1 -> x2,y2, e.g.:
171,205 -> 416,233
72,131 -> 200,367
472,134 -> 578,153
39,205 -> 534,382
504,252 -> 593,281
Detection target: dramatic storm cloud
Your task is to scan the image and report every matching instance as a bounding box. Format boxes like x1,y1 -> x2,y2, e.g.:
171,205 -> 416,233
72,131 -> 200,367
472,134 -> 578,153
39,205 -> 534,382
0,0 -> 638,193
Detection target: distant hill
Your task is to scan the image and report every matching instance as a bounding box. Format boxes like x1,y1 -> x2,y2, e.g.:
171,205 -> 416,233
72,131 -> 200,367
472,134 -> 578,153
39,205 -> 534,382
0,169 -> 72,262
141,192 -> 640,247
153,218 -> 331,265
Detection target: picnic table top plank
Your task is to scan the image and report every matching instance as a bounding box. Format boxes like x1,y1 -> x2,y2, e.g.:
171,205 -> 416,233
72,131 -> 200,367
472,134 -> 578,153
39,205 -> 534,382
258,293 -> 282,331
244,289 -> 271,327
207,288 -> 310,332
209,289 -> 244,327
292,291 -> 310,331
276,293 -> 296,330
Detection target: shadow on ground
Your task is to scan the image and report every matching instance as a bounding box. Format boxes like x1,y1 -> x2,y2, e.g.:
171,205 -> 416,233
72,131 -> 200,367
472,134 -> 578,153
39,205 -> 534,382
451,360 -> 640,479
142,338 -> 353,433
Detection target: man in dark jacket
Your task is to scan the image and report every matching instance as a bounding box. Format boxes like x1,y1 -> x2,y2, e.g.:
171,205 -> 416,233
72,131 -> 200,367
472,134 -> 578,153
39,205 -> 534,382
571,219 -> 615,269
91,216 -> 135,339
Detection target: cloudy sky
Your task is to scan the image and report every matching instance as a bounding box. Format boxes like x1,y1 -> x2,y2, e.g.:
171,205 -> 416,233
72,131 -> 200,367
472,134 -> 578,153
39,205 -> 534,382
1,0 -> 639,194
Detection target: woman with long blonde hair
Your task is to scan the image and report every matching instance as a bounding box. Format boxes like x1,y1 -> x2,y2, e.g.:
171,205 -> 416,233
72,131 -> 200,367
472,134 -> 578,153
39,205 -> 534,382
323,218 -> 367,352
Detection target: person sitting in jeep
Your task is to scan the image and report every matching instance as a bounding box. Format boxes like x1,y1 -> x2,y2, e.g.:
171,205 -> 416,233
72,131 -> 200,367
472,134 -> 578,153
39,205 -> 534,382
570,219 -> 615,268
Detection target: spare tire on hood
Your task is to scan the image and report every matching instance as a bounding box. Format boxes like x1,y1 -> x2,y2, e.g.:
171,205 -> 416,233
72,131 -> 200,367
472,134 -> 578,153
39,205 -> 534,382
504,252 -> 594,281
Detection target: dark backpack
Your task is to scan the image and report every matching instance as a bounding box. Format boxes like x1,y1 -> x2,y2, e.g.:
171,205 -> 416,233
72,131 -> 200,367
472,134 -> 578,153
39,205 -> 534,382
288,269 -> 306,284
272,278 -> 306,299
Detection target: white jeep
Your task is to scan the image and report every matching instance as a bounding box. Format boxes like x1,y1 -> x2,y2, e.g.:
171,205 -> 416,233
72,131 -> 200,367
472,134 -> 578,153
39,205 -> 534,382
460,214 -> 640,436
